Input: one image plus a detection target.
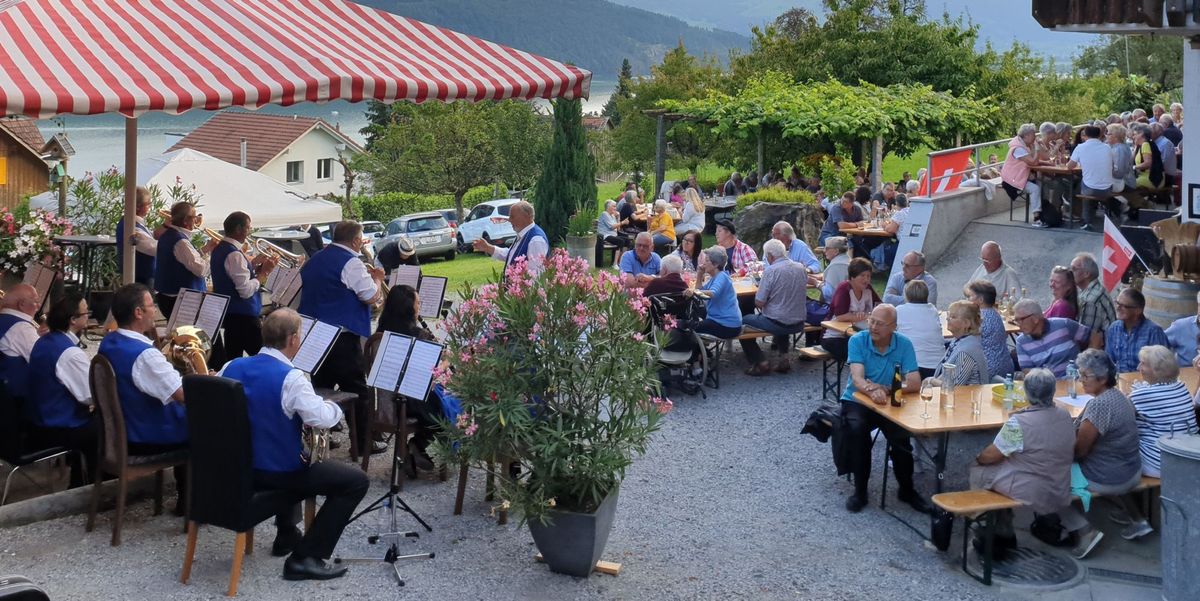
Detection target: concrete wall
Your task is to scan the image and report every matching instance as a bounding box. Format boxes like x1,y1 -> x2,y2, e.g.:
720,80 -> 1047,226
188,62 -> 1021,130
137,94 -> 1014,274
260,128 -> 355,197
917,184 -> 1010,266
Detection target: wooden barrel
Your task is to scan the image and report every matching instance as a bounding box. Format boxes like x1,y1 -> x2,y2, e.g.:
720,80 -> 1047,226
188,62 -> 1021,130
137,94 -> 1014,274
1143,276 -> 1200,330
1172,244 -> 1200,276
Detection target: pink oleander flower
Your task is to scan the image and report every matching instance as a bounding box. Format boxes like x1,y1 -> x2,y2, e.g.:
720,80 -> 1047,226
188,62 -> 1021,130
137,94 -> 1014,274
650,396 -> 673,415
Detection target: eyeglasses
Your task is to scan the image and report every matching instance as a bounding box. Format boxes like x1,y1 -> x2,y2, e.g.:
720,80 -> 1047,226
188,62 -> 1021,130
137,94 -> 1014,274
1014,313 -> 1036,322
867,319 -> 895,327
1115,302 -> 1139,309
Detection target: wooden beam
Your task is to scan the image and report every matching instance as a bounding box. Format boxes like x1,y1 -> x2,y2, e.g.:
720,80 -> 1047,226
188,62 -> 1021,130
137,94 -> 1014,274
121,117 -> 137,285
655,114 -> 666,196
534,553 -> 622,576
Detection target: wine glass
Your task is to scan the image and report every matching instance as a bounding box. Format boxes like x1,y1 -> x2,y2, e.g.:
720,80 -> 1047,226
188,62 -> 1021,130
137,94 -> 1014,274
919,379 -> 934,420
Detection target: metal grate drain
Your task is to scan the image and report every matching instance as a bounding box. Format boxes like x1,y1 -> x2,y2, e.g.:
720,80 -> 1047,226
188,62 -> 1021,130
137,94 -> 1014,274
968,546 -> 1082,589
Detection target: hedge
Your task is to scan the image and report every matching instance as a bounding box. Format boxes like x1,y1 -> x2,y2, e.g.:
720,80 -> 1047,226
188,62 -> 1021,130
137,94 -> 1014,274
356,186 -> 501,223
735,188 -> 817,211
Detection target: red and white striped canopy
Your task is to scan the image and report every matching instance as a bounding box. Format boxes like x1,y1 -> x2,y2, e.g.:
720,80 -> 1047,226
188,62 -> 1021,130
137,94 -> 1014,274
0,0 -> 591,119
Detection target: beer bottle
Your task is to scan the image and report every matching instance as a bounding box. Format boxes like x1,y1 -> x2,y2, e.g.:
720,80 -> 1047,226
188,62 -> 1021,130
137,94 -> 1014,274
890,363 -> 904,407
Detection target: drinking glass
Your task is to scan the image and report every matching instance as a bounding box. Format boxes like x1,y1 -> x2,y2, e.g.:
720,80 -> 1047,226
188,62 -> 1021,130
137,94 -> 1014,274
972,387 -> 982,417
919,380 -> 934,420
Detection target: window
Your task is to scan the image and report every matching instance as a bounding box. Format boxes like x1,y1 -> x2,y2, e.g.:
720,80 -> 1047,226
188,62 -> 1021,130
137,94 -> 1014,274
285,160 -> 303,184
497,203 -> 512,217
406,217 -> 448,233
316,158 -> 333,180
386,220 -> 402,236
467,205 -> 491,221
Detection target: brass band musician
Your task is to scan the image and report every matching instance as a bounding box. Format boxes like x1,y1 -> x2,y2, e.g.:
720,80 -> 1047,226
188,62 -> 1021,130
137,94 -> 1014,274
155,202 -> 218,317
114,187 -> 160,287
211,211 -> 276,361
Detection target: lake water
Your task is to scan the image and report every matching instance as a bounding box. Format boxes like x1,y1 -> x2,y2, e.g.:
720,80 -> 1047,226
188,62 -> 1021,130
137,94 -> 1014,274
37,81 -> 616,177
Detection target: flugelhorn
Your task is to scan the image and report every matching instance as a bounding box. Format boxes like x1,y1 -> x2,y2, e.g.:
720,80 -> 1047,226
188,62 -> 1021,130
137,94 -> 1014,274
253,237 -> 304,269
159,325 -> 211,376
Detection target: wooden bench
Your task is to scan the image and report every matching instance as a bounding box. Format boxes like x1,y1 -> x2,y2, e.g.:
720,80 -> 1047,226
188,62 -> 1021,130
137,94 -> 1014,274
932,490 -> 1027,586
1070,475 -> 1162,526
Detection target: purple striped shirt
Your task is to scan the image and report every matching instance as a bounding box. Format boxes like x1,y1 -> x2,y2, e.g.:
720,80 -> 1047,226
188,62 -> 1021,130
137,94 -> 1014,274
1016,318 -> 1090,377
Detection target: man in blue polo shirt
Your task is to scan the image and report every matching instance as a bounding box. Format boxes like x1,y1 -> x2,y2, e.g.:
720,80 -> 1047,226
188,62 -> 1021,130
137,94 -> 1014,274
620,232 -> 661,288
840,304 -> 929,514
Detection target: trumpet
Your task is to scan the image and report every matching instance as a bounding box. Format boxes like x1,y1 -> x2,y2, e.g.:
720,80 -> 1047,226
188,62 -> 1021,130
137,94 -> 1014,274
252,237 -> 304,269
157,208 -> 204,228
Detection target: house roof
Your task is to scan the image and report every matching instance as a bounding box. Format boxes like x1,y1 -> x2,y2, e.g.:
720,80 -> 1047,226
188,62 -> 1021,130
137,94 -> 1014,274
582,115 -> 612,131
0,116 -> 47,159
166,111 -> 363,172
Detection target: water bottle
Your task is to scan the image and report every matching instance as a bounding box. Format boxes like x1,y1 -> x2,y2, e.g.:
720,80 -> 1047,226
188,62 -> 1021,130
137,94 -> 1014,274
1066,361 -> 1079,398
1002,374 -> 1015,413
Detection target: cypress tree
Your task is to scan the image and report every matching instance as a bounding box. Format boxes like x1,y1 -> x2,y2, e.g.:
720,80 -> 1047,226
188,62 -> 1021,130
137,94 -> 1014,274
532,97 -> 597,245
601,58 -> 633,126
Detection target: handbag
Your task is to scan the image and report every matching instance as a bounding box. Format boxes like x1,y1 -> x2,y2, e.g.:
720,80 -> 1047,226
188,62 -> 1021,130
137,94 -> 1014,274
930,509 -> 954,552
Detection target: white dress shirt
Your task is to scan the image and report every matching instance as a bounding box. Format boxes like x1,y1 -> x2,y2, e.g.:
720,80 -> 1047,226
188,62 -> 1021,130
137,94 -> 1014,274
56,331 -> 92,405
218,348 -> 342,428
0,308 -> 38,361
114,328 -> 183,404
896,302 -> 947,369
170,225 -> 210,281
491,222 -> 548,275
331,243 -> 380,302
132,216 -> 156,256
968,262 -> 1024,299
220,237 -> 259,299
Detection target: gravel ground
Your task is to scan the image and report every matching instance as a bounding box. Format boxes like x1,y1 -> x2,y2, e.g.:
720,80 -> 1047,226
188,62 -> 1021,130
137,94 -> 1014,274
1,353 -> 1025,601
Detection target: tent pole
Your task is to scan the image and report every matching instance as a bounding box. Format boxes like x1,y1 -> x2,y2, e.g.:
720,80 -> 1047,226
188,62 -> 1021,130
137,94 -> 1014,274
121,117 -> 137,285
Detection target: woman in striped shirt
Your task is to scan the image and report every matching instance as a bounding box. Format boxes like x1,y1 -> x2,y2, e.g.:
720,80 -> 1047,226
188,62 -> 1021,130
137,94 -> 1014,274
1130,345 -> 1199,478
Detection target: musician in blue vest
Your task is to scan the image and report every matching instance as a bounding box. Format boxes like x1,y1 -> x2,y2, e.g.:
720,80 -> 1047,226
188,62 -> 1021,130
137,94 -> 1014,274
0,284 -> 40,404
299,220 -> 387,457
211,211 -> 276,362
25,293 -> 97,488
155,201 -> 218,319
115,186 -> 161,287
219,309 -> 368,581
99,283 -> 189,512
472,200 -> 548,279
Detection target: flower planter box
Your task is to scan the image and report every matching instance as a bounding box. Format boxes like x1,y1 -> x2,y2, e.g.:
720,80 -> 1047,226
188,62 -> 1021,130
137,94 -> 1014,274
563,234 -> 595,268
528,486 -> 619,578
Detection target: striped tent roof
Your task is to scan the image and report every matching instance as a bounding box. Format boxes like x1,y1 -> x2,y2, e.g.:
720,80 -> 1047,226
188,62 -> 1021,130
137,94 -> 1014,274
0,0 -> 591,119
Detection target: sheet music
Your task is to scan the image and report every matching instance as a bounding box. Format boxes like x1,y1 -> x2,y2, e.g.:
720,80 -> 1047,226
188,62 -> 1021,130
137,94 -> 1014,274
366,332 -> 414,392
389,265 -> 421,291
293,321 -> 339,374
166,289 -> 203,333
417,276 -> 447,319
22,262 -> 54,309
299,315 -> 315,342
277,271 -> 303,307
398,339 -> 443,400
195,293 -> 229,337
265,265 -> 294,294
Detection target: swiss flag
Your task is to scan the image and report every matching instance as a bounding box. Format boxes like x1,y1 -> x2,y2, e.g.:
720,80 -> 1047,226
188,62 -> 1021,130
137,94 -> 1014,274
1102,216 -> 1136,291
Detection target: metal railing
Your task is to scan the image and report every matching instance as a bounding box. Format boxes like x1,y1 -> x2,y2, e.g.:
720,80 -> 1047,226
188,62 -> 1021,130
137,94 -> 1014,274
924,123 -> 1092,197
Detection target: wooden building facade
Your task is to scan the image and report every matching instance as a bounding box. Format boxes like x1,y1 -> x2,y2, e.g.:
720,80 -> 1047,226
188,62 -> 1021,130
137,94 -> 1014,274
0,117 -> 50,211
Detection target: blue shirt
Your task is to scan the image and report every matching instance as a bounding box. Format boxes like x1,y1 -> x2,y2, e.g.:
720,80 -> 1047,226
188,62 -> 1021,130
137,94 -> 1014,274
620,251 -> 661,277
788,239 -> 821,273
821,203 -> 863,239
841,331 -> 919,402
1164,316 -> 1199,367
1105,317 -> 1169,373
700,271 -> 741,328
883,271 -> 938,306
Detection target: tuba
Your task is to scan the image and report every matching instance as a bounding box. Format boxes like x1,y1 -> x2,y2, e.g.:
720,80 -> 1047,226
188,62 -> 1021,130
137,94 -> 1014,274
301,426 -> 330,465
160,325 -> 212,376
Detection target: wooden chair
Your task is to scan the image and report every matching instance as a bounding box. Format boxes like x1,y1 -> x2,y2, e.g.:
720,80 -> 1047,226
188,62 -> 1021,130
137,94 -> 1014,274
178,375 -> 309,597
0,381 -> 73,506
85,355 -> 189,546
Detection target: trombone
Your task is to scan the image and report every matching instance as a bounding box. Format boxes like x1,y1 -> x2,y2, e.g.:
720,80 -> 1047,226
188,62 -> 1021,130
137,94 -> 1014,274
252,237 -> 304,269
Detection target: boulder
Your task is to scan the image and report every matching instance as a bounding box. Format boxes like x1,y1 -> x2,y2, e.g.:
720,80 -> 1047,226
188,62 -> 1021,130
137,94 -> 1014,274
732,202 -> 825,255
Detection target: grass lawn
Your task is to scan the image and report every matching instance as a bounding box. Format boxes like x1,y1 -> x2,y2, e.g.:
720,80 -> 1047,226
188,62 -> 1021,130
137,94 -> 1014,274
419,252 -> 502,292
880,144 -> 1007,184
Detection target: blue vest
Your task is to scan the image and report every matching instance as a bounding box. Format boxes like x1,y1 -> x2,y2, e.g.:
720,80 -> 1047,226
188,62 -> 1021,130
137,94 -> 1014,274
155,227 -> 205,296
27,332 -> 90,429
0,313 -> 32,399
211,241 -> 262,317
223,354 -> 302,472
299,245 -> 370,337
116,217 -> 156,286
99,332 -> 188,444
505,224 -> 548,276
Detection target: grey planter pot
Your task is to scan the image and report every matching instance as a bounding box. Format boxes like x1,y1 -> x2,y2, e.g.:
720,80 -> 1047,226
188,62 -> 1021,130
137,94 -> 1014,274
564,234 -> 596,269
528,486 -> 619,578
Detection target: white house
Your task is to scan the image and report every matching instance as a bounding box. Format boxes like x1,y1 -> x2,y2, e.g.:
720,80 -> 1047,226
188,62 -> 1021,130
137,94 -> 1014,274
167,111 -> 363,197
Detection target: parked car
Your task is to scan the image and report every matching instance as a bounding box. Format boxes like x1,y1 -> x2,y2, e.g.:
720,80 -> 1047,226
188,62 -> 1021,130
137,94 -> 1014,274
375,212 -> 456,261
437,208 -> 460,231
455,198 -> 519,252
320,220 -> 383,247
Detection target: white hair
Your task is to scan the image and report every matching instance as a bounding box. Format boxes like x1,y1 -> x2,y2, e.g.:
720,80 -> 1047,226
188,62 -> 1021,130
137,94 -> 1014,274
905,180 -> 919,194
763,238 -> 787,261
660,254 -> 683,274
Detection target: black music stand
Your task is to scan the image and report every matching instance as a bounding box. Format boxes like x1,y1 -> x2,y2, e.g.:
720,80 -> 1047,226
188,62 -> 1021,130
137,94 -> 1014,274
333,341 -> 435,586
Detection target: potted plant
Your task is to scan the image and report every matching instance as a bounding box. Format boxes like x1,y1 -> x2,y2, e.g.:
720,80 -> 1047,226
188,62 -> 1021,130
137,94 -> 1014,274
563,208 -> 597,268
0,204 -> 74,286
432,250 -> 670,577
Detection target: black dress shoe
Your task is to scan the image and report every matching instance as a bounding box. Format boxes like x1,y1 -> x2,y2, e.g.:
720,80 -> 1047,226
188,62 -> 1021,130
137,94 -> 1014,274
845,493 -> 867,513
898,489 -> 932,515
369,441 -> 389,455
272,527 -> 302,557
283,556 -> 349,581
408,440 -> 434,471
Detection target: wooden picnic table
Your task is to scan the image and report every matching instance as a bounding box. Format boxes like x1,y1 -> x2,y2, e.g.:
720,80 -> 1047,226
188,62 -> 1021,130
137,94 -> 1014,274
820,314 -> 1019,339
837,224 -> 894,238
732,277 -> 758,297
1029,164 -> 1082,177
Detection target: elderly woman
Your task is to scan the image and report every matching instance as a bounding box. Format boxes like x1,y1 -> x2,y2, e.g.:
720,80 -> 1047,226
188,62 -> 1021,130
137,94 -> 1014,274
677,187 -> 707,236
1130,345 -> 1198,478
1132,124 -> 1166,191
1045,265 -> 1079,319
1107,123 -> 1135,196
686,246 -> 742,339
896,280 -> 944,379
970,368 -> 1075,559
822,257 -> 880,364
1001,123 -> 1045,226
819,237 -> 851,304
926,301 -> 988,387
597,200 -> 630,265
965,280 -> 1015,381
1057,349 -> 1144,559
648,199 -> 676,254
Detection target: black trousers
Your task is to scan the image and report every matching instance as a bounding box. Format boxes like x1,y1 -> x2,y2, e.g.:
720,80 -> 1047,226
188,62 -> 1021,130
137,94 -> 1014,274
128,440 -> 189,502
840,400 -> 915,498
823,336 -> 849,364
28,418 -> 99,488
221,313 -> 262,362
255,462 -> 369,560
312,333 -> 370,454
155,293 -> 176,322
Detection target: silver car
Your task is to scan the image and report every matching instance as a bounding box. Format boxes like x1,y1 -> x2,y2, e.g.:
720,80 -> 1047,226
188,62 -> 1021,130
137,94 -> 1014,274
375,212 -> 456,261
